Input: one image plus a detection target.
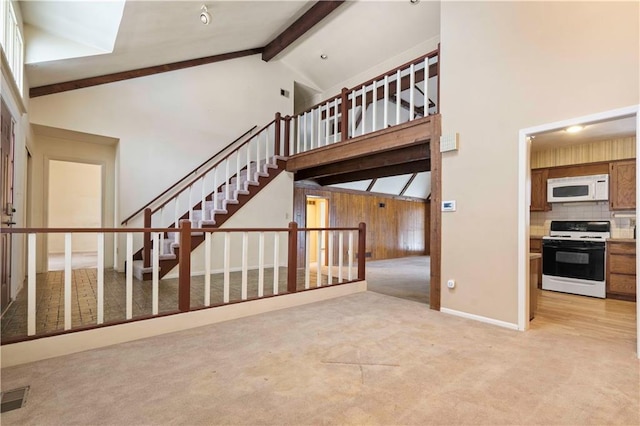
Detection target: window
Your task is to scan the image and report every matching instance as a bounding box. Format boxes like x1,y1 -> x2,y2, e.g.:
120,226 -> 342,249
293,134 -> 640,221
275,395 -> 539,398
1,0 -> 24,95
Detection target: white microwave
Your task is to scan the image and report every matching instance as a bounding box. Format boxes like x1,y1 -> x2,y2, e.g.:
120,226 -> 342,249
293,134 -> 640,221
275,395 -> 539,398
547,174 -> 609,203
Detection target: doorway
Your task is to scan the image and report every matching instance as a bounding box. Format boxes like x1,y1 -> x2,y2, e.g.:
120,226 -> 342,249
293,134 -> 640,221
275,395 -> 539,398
518,105 -> 640,357
47,160 -> 102,271
306,196 -> 329,267
1,99 -> 15,313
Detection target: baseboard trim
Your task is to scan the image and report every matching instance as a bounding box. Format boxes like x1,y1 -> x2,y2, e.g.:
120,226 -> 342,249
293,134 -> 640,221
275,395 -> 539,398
1,280 -> 367,368
440,307 -> 519,330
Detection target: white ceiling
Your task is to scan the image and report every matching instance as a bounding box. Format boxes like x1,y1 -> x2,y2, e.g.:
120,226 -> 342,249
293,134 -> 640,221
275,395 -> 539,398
531,115 -> 637,152
21,0 -> 441,92
330,171 -> 431,200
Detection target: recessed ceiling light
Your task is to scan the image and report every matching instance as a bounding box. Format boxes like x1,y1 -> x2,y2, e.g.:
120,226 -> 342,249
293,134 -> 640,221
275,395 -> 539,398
320,54 -> 328,60
565,125 -> 584,133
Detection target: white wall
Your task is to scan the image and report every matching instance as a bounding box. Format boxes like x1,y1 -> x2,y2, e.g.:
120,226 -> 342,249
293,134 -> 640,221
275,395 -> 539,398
28,54 -> 310,222
47,160 -> 102,253
440,2 -> 639,325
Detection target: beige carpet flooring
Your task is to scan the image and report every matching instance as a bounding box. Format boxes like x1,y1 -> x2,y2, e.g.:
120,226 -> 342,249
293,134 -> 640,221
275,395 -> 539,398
1,291 -> 638,425
366,256 -> 429,304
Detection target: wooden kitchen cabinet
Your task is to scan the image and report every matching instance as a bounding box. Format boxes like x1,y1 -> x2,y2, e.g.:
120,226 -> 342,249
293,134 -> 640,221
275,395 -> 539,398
606,240 -> 637,301
530,169 -> 550,211
530,237 -> 543,288
609,160 -> 636,210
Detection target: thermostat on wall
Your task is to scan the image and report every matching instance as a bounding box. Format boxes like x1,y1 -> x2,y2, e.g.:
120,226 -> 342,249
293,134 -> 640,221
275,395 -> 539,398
442,200 -> 456,212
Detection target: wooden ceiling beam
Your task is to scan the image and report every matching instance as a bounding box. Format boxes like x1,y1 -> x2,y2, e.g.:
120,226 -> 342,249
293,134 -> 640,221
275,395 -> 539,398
30,48 -> 263,98
294,143 -> 430,181
316,160 -> 430,186
262,1 -> 345,62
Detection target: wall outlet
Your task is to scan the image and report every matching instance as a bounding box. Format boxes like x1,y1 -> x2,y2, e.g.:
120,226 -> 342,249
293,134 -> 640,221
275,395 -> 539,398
447,279 -> 455,289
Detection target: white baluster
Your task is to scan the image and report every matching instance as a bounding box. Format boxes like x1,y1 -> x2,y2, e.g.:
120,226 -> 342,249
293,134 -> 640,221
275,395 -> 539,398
350,92 -> 356,137
256,132 -> 261,174
152,232 -> 159,315
160,207 -> 165,255
258,232 -> 265,298
266,126 -> 271,164
188,184 -> 193,222
303,112 -> 308,152
424,57 -> 429,116
224,232 -> 230,303
305,230 -> 310,289
325,102 -> 330,146
225,158 -> 230,201
409,63 -> 415,120
126,232 -> 133,320
236,149 -> 241,194
338,231 -> 344,283
246,142 -> 251,182
396,69 -> 401,125
317,107 -> 322,148
383,75 -> 389,128
97,232 -> 104,324
348,231 -> 354,281
328,231 -> 334,285
204,232 -> 211,307
296,115 -> 301,154
174,194 -> 179,229
242,231 -> 248,300
201,176 -> 206,224
310,109 -> 315,150
361,85 -> 366,135
372,81 -> 377,132
27,233 -> 36,336
212,166 -> 218,213
64,233 -> 72,330
273,232 -> 280,295
333,98 -> 339,143
316,230 -> 322,287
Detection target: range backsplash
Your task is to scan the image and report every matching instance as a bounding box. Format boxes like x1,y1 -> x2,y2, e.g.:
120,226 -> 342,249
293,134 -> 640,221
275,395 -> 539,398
531,201 -> 636,238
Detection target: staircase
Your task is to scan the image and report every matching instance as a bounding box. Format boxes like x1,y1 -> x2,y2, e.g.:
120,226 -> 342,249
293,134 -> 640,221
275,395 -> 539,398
131,157 -> 286,280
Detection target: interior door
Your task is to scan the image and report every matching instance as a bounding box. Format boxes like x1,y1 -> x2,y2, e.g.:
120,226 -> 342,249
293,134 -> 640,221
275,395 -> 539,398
1,98 -> 16,313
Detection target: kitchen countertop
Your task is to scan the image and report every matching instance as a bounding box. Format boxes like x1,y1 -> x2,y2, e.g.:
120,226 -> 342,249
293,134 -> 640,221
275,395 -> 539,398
529,253 -> 541,260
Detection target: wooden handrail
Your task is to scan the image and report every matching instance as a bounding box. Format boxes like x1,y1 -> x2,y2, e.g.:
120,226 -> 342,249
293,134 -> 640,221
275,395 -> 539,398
293,47 -> 439,119
150,119 -> 278,215
4,225 -> 361,234
120,125 -> 257,225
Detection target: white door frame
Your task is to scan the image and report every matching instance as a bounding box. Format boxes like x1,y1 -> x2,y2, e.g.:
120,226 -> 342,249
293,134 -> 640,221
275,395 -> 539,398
517,104 -> 640,358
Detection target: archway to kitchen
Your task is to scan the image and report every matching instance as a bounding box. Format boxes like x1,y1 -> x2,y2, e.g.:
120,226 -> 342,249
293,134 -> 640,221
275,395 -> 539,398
518,105 -> 640,358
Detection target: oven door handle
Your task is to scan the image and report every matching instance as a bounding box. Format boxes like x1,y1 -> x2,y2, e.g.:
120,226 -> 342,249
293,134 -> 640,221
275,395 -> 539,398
542,244 -> 601,251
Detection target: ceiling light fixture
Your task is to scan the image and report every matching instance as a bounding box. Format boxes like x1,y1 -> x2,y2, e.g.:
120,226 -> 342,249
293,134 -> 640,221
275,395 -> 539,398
410,0 -> 420,4
320,54 -> 328,60
565,125 -> 584,133
200,5 -> 211,25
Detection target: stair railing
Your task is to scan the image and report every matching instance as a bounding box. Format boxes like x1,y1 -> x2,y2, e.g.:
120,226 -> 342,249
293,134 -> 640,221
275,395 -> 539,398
138,113 -> 288,267
286,47 -> 439,156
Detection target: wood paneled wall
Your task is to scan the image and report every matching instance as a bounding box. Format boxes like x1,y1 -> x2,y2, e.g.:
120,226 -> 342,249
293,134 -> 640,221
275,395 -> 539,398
531,137 -> 636,169
294,185 -> 427,265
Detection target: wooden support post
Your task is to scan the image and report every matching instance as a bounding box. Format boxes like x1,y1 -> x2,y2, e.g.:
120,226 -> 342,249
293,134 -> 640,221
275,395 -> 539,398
287,221 -> 298,293
143,208 -> 152,268
340,88 -> 349,141
274,112 -> 281,157
178,219 -> 191,312
284,116 -> 291,157
358,222 -> 366,281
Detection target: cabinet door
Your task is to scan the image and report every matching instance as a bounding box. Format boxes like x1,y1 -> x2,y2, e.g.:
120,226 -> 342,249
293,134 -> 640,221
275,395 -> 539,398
610,160 -> 636,210
530,169 -> 549,211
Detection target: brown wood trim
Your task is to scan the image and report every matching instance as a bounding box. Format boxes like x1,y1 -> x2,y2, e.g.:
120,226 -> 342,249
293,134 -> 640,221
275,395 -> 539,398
358,222 -> 366,280
143,208 -> 152,268
400,173 -> 418,196
295,182 -> 426,203
30,48 -> 264,98
121,125 -> 257,224
178,220 -> 191,312
429,114 -> 442,311
436,42 -> 440,113
314,159 -> 429,186
262,1 -> 345,62
287,116 -> 435,172
366,179 -> 377,192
